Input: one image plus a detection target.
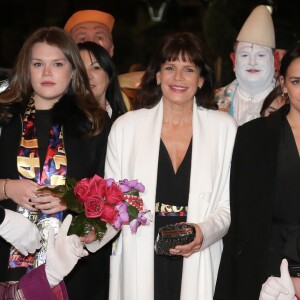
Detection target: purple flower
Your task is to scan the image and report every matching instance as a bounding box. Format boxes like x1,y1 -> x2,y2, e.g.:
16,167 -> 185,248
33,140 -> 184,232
130,210 -> 151,233
113,202 -> 129,230
106,178 -> 115,187
118,179 -> 145,193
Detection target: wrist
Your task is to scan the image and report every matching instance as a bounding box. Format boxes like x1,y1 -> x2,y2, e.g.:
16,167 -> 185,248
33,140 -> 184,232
45,263 -> 63,287
1,179 -> 10,200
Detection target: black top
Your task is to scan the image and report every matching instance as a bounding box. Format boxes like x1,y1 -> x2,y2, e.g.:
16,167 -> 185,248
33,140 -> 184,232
214,105 -> 293,300
266,117 -> 300,276
0,206 -> 5,224
154,139 -> 192,300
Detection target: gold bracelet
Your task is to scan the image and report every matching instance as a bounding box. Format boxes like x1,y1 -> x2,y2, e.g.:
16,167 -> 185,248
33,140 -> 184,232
3,179 -> 9,199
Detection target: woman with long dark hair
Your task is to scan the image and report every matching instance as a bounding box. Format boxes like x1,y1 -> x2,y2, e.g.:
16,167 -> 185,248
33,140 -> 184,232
78,41 -> 127,122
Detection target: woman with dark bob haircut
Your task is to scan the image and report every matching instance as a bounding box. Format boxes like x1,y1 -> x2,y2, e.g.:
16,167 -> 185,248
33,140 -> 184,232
138,31 -> 217,110
0,26 -> 111,300
104,31 -> 237,300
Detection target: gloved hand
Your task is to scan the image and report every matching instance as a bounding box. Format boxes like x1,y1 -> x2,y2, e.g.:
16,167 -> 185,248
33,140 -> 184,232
0,209 -> 41,255
259,259 -> 296,300
45,214 -> 88,287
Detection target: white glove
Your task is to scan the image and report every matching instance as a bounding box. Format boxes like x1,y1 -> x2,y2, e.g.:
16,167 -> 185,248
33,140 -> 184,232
45,214 -> 88,287
259,259 -> 296,300
0,209 -> 41,255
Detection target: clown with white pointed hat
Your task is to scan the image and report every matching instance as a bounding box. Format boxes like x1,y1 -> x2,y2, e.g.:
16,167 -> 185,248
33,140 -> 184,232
215,5 -> 276,125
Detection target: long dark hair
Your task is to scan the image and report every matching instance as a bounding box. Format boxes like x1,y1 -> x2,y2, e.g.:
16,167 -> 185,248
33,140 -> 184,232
138,31 -> 217,109
0,26 -> 105,135
260,85 -> 287,117
78,41 -> 127,121
279,44 -> 300,79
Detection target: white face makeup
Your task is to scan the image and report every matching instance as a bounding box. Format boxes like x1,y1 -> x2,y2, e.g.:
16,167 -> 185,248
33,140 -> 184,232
235,42 -> 274,94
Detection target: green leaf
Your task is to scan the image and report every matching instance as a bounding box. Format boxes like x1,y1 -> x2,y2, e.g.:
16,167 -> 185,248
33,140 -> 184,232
127,205 -> 139,221
38,185 -> 67,198
68,212 -> 107,241
125,189 -> 140,197
61,189 -> 84,213
64,178 -> 78,191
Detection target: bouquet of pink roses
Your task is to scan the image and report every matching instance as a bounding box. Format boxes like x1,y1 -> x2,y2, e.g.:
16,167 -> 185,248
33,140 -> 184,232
39,175 -> 151,241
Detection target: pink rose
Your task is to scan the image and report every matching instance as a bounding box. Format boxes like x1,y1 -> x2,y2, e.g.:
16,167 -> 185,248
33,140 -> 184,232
100,204 -> 119,224
74,178 -> 91,202
105,182 -> 124,205
84,195 -> 105,218
89,175 -> 107,197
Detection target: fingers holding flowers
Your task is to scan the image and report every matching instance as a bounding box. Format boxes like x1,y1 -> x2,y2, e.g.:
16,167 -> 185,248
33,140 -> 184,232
67,176 -> 149,241
39,175 -> 150,248
80,227 -> 97,245
31,192 -> 67,214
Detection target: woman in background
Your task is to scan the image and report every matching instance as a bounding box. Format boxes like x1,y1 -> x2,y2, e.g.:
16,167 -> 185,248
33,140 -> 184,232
78,41 -> 127,122
260,85 -> 288,117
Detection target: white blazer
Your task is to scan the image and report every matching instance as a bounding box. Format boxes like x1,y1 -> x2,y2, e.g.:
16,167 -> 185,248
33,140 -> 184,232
105,99 -> 237,300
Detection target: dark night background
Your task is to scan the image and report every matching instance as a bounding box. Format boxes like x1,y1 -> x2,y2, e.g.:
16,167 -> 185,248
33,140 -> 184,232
0,0 -> 299,86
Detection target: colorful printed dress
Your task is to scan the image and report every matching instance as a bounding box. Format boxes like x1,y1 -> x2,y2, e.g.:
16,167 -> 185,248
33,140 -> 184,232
154,139 -> 192,300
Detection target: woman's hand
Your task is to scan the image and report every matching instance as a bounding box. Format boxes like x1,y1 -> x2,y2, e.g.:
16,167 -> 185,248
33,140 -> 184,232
4,179 -> 39,211
169,223 -> 203,258
80,227 -> 97,245
31,191 -> 67,214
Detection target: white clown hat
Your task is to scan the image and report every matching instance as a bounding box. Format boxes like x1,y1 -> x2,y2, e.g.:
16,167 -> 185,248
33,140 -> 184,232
237,5 -> 275,48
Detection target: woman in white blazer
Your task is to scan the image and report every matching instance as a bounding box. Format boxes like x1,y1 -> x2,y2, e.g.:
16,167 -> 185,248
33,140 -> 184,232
105,32 -> 237,300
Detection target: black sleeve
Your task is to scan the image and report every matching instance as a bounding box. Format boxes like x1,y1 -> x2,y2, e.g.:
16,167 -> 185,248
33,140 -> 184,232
95,115 -> 111,177
0,206 -> 5,225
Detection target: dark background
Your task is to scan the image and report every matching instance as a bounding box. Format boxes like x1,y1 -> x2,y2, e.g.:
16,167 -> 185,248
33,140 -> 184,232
0,0 -> 299,86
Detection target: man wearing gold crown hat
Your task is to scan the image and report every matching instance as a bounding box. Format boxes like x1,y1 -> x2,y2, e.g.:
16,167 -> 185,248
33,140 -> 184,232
64,9 -> 115,57
215,5 -> 277,126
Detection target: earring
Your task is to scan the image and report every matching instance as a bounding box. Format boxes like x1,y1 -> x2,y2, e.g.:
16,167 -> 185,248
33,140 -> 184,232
281,90 -> 289,101
157,82 -> 160,85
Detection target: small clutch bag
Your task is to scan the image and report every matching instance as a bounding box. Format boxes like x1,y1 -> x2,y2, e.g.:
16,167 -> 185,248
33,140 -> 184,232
154,223 -> 196,257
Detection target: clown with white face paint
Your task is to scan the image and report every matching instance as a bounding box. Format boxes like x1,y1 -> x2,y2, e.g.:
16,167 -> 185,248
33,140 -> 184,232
215,5 -> 277,125
235,43 -> 274,93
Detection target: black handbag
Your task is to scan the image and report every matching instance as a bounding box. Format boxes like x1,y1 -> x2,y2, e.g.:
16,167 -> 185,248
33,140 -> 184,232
154,223 -> 196,257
